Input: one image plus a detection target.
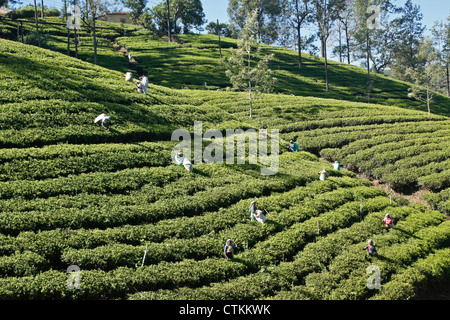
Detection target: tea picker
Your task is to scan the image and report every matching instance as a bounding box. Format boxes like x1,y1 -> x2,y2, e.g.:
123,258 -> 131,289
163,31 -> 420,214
363,239 -> 378,257
332,160 -> 340,171
175,152 -> 193,172
319,168 -> 327,181
289,139 -> 299,152
175,152 -> 184,166
383,213 -> 395,230
183,158 -> 193,172
140,75 -> 149,88
94,113 -> 111,129
249,201 -> 266,224
136,75 -> 149,94
136,81 -> 145,94
123,72 -> 133,82
224,239 -> 237,260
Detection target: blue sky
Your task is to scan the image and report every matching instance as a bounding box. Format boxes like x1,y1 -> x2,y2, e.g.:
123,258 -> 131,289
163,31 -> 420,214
8,0 -> 450,36
199,0 -> 450,33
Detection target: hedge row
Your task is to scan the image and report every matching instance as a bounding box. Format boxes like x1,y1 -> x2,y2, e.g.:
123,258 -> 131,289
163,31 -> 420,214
320,128 -> 450,163
0,166 -> 182,201
279,115 -> 447,135
127,204 -> 432,300
284,120 -> 450,153
61,185 -> 381,271
0,142 -> 176,181
0,178 -> 350,256
0,178 -> 369,275
370,247 -> 450,300
423,188 -> 450,215
285,219 -> 450,300
268,208 -> 446,300
0,258 -> 249,299
0,194 -> 388,299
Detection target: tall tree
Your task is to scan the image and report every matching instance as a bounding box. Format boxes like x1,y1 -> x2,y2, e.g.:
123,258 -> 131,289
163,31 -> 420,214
431,18 -> 450,97
390,0 -> 425,83
33,0 -> 41,47
0,0 -> 21,8
228,0 -> 283,45
368,4 -> 398,74
353,0 -> 375,85
150,0 -> 205,37
352,0 -> 395,100
283,0 -> 313,68
83,0 -> 109,65
205,21 -> 233,37
166,0 -> 171,41
177,0 -> 206,33
224,9 -> 276,118
121,0 -> 148,23
206,20 -> 230,63
331,16 -> 345,63
407,37 -> 442,117
337,0 -> 355,64
312,0 -> 340,92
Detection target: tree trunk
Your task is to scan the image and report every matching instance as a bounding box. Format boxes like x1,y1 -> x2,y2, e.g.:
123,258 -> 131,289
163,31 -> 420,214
292,24 -> 296,51
41,0 -> 44,19
93,14 -> 97,65
74,28 -> 78,58
21,21 -> 24,43
338,22 -> 342,63
67,28 -> 71,56
74,0 -> 78,58
367,33 -> 371,103
366,33 -> 370,82
427,87 -> 430,117
297,23 -> 302,69
33,0 -> 41,47
257,12 -> 262,44
218,19 -> 222,65
248,51 -> 252,118
345,22 -> 350,64
173,16 -> 178,34
166,0 -> 171,42
321,36 -> 325,58
324,40 -> 329,92
63,0 -> 67,21
249,80 -> 253,118
446,62 -> 450,97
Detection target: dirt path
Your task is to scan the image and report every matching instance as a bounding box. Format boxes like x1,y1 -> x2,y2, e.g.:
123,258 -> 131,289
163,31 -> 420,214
319,157 -> 432,209
116,42 -> 138,66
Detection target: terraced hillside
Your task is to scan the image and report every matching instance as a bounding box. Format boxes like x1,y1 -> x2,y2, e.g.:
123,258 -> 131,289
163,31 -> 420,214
0,37 -> 449,301
1,16 -> 450,116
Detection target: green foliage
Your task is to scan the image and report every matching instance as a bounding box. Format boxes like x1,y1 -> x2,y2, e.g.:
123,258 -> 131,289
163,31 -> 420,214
0,32 -> 449,301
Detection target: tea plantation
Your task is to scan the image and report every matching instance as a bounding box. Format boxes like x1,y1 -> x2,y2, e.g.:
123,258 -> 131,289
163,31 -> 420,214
0,29 -> 449,302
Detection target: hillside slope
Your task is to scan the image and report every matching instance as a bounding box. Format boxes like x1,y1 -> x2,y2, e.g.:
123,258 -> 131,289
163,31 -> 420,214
0,38 -> 449,301
1,17 -> 449,116
116,33 -> 450,117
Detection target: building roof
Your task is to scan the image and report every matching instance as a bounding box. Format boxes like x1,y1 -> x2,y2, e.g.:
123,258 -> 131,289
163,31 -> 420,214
96,11 -> 131,19
104,11 -> 130,15
0,8 -> 13,16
